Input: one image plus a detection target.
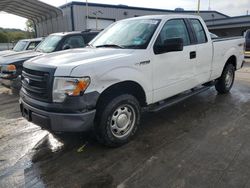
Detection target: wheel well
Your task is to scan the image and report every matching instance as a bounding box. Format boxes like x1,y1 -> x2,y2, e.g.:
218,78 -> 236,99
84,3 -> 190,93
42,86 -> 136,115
96,81 -> 147,108
225,55 -> 237,70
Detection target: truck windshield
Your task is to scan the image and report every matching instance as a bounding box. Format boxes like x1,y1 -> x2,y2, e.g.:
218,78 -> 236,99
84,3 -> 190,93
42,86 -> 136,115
36,35 -> 62,53
91,19 -> 160,49
13,41 -> 28,52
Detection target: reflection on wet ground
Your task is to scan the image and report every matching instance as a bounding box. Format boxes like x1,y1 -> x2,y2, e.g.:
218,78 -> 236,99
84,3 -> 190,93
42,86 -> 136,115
0,64 -> 250,188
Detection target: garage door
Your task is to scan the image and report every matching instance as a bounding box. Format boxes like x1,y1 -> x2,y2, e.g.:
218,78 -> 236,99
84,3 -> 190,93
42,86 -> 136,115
88,18 -> 114,30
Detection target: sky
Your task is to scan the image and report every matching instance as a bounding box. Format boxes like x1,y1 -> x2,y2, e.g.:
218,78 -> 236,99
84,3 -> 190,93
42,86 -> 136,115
0,0 -> 249,30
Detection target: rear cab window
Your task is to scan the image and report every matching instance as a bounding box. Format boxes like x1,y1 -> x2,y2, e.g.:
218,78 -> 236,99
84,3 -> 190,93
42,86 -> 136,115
190,19 -> 207,44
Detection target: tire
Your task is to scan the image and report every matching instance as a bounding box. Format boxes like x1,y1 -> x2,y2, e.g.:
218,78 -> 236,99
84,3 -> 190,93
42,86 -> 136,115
95,94 -> 141,147
215,64 -> 235,94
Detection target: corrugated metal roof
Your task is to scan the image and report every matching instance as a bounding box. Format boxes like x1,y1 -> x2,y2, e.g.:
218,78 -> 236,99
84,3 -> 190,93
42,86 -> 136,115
0,0 -> 63,22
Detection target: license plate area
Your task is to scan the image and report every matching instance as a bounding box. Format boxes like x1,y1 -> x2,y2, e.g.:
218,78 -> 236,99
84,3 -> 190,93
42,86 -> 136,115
20,104 -> 31,121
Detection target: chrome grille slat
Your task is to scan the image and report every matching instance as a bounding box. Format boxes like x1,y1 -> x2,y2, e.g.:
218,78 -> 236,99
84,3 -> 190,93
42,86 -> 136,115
21,67 -> 52,102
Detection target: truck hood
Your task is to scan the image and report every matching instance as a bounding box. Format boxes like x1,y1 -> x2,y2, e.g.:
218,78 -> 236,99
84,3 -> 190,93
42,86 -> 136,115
25,48 -> 135,76
0,50 -> 43,65
0,50 -> 15,57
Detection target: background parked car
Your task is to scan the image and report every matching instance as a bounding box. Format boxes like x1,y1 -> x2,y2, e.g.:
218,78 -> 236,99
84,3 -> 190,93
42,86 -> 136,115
0,38 -> 43,57
0,30 -> 100,90
245,30 -> 250,62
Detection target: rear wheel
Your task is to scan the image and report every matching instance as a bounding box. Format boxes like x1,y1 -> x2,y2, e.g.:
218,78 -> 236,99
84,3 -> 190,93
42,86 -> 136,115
215,64 -> 235,94
95,94 -> 141,147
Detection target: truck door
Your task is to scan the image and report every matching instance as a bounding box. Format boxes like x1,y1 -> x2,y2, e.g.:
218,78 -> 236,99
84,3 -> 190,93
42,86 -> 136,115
152,19 -> 197,103
189,19 -> 213,84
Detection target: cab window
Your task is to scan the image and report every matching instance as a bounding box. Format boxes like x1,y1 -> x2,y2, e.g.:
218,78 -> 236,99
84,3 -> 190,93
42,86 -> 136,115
190,19 -> 207,44
154,19 -> 191,48
27,42 -> 40,50
62,35 -> 85,49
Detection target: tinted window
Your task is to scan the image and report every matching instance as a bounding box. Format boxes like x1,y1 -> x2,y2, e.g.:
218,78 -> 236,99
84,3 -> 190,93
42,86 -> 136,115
62,35 -> 85,49
190,19 -> 207,44
155,19 -> 190,47
84,33 -> 98,44
27,42 -> 38,50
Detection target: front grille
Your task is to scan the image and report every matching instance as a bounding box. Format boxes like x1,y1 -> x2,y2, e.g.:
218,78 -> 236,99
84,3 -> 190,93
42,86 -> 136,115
22,67 -> 53,102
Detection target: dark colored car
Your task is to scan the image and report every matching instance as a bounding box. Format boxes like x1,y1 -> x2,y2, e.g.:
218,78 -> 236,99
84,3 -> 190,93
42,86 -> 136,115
245,30 -> 250,61
0,30 -> 99,90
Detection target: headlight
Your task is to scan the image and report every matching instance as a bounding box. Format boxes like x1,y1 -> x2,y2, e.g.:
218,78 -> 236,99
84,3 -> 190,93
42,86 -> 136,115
0,64 -> 17,78
53,77 -> 90,103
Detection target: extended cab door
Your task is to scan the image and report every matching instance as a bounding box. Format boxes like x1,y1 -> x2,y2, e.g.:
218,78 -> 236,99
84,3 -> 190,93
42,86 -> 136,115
189,19 -> 213,84
152,19 -> 197,103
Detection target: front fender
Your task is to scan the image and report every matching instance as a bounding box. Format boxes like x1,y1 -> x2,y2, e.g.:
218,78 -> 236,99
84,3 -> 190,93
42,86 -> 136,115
93,65 -> 153,104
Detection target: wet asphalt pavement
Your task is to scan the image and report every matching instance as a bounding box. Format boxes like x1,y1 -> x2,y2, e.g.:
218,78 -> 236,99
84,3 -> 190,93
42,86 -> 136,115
0,64 -> 250,188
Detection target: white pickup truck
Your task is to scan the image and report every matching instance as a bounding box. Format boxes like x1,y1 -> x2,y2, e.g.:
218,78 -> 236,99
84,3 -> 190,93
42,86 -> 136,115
20,15 -> 245,147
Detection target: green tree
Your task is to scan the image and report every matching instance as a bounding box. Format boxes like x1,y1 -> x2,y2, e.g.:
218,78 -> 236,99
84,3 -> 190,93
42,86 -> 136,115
0,32 -> 8,43
8,32 -> 26,42
25,19 -> 35,38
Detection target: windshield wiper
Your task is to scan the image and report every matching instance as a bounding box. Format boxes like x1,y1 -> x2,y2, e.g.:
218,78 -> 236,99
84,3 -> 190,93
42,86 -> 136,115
95,44 -> 124,49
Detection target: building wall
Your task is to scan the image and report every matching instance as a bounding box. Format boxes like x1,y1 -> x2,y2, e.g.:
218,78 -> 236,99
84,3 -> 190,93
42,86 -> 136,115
35,6 -> 73,37
34,3 -> 229,37
206,15 -> 250,37
209,27 -> 250,37
72,3 -> 228,31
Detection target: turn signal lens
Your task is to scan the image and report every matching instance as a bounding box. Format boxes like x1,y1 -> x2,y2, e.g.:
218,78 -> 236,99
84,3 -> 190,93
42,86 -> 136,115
1,64 -> 16,73
72,80 -> 89,96
7,65 -> 16,71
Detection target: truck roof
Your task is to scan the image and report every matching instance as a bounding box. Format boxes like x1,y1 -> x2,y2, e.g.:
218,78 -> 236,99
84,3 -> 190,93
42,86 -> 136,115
19,37 -> 43,42
124,14 -> 203,21
50,30 -> 101,36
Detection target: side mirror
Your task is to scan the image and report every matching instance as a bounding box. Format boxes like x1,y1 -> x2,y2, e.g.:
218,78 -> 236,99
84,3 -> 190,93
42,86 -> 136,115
154,38 -> 184,54
62,44 -> 71,50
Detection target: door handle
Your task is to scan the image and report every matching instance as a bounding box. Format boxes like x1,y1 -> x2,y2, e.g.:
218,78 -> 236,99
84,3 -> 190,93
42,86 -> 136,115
190,51 -> 196,59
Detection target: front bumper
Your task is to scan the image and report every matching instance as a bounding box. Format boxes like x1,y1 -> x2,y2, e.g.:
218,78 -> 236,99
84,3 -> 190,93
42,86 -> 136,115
20,98 -> 96,132
245,51 -> 250,62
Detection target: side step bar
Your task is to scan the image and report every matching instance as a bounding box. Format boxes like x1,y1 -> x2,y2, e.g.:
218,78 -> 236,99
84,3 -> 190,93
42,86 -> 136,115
146,86 -> 212,113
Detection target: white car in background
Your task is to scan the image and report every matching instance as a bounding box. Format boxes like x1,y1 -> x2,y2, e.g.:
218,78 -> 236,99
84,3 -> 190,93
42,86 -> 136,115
0,38 -> 43,57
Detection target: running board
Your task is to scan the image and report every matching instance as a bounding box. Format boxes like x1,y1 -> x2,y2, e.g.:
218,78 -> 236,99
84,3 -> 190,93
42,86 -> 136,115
146,86 -> 211,112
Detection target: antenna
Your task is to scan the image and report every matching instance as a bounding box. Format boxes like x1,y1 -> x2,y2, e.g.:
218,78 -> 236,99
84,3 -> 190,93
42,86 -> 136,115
208,0 -> 211,10
197,0 -> 200,14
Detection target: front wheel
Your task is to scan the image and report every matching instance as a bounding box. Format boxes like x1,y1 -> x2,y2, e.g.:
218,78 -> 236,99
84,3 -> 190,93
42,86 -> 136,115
95,94 -> 141,147
215,64 -> 235,94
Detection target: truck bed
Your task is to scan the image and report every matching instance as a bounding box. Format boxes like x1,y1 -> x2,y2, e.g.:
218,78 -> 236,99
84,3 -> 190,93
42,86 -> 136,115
210,36 -> 245,80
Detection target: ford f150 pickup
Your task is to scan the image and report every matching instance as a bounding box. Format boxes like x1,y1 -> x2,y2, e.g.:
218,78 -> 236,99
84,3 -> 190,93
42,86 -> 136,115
20,15 -> 245,147
0,30 -> 99,90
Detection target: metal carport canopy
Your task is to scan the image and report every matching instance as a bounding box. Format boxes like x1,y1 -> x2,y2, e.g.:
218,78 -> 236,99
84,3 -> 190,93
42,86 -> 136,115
0,0 -> 63,23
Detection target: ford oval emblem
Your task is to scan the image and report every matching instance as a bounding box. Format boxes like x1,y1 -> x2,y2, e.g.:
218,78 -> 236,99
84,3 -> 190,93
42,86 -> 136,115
24,78 -> 30,84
